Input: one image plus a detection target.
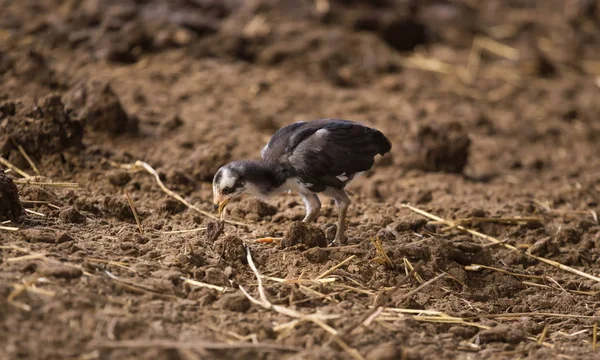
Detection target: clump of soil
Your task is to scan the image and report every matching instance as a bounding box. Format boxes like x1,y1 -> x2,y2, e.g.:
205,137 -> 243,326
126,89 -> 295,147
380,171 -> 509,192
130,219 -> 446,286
281,221 -> 327,249
230,198 -> 278,221
0,171 -> 24,221
37,262 -> 83,279
0,95 -> 83,157
59,206 -> 86,224
477,325 -> 528,344
214,235 -> 246,265
401,122 -> 471,173
65,80 -> 138,134
103,196 -> 135,221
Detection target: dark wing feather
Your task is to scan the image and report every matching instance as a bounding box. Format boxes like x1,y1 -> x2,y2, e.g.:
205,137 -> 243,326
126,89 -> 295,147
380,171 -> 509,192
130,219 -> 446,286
287,119 -> 391,188
261,121 -> 306,163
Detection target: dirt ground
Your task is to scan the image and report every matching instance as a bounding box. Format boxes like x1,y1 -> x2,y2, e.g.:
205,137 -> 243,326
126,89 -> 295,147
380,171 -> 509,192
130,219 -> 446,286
2,1 -> 600,359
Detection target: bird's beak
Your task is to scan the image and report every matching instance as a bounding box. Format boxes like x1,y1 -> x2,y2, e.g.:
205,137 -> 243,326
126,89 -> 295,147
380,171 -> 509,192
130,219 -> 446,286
213,194 -> 230,215
217,198 -> 229,215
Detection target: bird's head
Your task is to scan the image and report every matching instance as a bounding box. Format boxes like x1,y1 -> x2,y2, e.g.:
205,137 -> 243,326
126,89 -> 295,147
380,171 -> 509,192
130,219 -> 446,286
212,161 -> 248,215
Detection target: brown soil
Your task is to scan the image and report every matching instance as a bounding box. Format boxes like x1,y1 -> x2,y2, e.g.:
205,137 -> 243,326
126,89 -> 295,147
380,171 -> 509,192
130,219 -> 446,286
2,1 -> 600,359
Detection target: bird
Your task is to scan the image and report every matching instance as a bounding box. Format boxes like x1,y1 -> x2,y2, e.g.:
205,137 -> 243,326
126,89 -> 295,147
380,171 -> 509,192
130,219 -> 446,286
212,118 -> 392,245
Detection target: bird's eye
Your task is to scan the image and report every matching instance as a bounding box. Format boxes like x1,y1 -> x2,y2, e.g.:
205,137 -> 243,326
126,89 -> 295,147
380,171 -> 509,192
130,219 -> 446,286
222,187 -> 233,195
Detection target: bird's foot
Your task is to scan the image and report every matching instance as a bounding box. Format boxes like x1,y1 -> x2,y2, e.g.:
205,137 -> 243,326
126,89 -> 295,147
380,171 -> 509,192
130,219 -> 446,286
329,235 -> 346,247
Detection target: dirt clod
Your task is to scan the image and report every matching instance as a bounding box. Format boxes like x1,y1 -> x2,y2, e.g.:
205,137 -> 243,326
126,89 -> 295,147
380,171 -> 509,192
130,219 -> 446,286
0,94 -> 83,157
213,235 -> 246,265
66,80 -> 138,134
20,229 -> 56,244
282,221 -> 327,249
59,206 -> 86,224
230,198 -> 278,221
0,171 -> 24,221
478,325 -> 527,344
216,293 -> 251,313
38,262 -> 83,279
401,122 -> 471,173
107,171 -> 132,187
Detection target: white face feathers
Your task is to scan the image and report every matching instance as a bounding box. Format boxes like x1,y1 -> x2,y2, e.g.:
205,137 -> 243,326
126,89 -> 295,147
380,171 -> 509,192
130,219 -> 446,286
212,166 -> 246,206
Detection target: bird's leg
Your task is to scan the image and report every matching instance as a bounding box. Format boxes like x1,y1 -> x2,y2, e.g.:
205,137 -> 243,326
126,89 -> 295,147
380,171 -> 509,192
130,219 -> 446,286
326,188 -> 351,246
300,192 -> 321,223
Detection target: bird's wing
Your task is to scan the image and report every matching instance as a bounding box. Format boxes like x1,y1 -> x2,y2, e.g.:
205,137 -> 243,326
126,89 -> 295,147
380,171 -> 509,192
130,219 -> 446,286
287,119 -> 391,182
261,121 -> 307,161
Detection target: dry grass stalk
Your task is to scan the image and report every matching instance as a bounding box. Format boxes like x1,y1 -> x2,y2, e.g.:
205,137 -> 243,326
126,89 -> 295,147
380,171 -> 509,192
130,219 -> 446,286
0,225 -> 19,231
7,253 -> 46,262
181,277 -> 227,292
403,258 -> 424,284
84,257 -> 136,272
398,54 -> 455,74
402,204 -> 600,284
240,248 -> 364,360
13,179 -> 79,188
161,227 -> 207,234
477,36 -> 519,60
316,255 -> 356,280
17,144 -> 41,176
263,275 -> 337,285
0,156 -> 31,178
466,312 -> 594,320
370,236 -> 394,269
97,339 -> 302,352
124,161 -> 247,227
24,208 -> 45,217
123,189 -> 143,235
21,200 -> 61,209
408,315 -> 553,348
594,323 -> 598,351
430,216 -> 542,226
465,264 -> 544,280
538,324 -> 548,345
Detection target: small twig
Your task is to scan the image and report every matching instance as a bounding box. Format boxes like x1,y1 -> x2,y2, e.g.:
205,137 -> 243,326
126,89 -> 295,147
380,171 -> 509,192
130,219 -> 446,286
538,324 -> 548,345
465,264 -> 544,280
317,255 -> 356,280
181,277 -> 227,292
594,323 -> 598,352
13,180 -> 79,188
17,144 -> 41,176
0,225 -> 19,231
24,208 -> 45,217
370,237 -> 394,269
0,156 -> 31,178
402,204 -> 600,284
123,189 -> 143,235
465,312 -> 595,320
97,339 -> 302,352
161,227 -> 207,234
403,258 -> 424,284
240,248 -> 364,360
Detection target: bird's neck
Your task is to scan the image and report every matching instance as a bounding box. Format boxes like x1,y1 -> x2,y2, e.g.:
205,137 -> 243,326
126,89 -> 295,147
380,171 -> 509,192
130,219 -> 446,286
244,160 -> 290,196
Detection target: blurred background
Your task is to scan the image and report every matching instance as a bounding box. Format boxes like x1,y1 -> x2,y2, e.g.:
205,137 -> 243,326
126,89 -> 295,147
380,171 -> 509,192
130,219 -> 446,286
2,1 -> 600,359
